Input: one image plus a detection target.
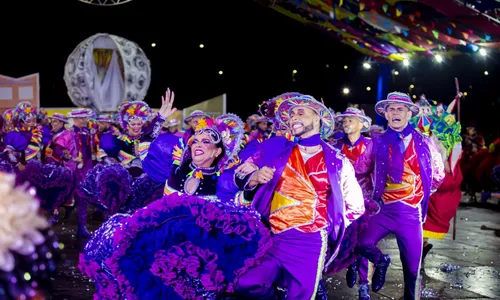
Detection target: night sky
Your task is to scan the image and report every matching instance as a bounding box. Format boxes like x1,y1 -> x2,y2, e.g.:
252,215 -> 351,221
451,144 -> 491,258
2,0 -> 500,141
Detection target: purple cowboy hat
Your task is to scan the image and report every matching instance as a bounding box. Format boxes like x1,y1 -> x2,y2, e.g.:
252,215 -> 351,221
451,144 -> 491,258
67,108 -> 94,118
165,119 -> 180,127
375,92 -> 420,117
276,94 -> 335,138
96,115 -> 113,123
336,107 -> 372,132
184,110 -> 210,125
48,113 -> 68,123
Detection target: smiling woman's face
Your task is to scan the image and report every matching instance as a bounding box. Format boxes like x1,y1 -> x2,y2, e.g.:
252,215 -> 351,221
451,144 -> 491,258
190,132 -> 222,168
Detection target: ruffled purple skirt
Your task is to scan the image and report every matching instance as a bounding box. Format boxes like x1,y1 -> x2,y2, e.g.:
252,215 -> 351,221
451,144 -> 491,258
80,193 -> 271,300
326,211 -> 371,274
79,214 -> 128,300
78,163 -> 133,215
123,173 -> 165,213
16,161 -> 74,211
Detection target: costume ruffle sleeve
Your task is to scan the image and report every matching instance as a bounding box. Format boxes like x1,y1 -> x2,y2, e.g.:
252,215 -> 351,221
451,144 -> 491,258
340,157 -> 366,227
426,136 -> 445,193
353,138 -> 375,179
98,132 -> 121,161
42,125 -> 51,146
16,160 -> 74,212
142,133 -> 183,183
3,131 -> 28,152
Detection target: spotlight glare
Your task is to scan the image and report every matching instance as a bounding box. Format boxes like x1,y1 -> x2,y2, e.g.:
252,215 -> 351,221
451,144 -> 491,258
479,48 -> 487,56
410,84 -> 415,89
342,88 -> 350,95
199,44 -> 204,48
412,95 -> 417,99
435,54 -> 443,63
218,70 -> 223,75
151,43 -> 156,47
292,69 -> 297,74
366,86 -> 371,91
484,71 -> 489,76
394,70 -> 399,76
344,65 -> 348,69
363,62 -> 371,69
403,59 -> 409,66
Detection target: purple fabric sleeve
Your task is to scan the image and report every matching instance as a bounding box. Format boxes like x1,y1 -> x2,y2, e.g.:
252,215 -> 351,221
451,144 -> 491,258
42,125 -> 52,146
3,131 -> 28,152
354,137 -> 375,178
99,133 -> 121,158
142,113 -> 166,140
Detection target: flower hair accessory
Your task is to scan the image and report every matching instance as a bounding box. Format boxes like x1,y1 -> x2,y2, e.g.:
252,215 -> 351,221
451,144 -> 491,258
3,109 -> 13,121
13,102 -> 36,124
185,113 -> 245,170
120,101 -> 151,128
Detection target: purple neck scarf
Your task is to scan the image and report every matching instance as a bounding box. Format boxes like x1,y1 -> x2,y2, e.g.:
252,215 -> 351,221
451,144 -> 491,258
297,133 -> 322,146
343,134 -> 364,147
385,124 -> 413,184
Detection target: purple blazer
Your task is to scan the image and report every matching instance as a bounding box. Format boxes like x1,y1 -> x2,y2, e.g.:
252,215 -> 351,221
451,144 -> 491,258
235,136 -> 365,270
354,127 -> 445,221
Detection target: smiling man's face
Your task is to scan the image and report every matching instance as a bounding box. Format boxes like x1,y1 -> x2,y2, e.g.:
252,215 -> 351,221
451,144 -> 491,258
289,106 -> 320,138
384,103 -> 412,132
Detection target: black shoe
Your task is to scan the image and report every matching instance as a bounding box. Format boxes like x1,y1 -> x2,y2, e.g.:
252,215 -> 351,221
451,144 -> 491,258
63,206 -> 74,220
346,262 -> 359,288
372,254 -> 391,292
316,279 -> 328,300
422,243 -> 433,262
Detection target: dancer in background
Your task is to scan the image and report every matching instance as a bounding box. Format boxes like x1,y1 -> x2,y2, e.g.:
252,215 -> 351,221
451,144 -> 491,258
97,99 -> 166,177
2,102 -> 50,168
330,107 -> 377,300
65,108 -> 94,237
182,110 -> 210,145
355,92 -> 444,299
162,118 -> 183,137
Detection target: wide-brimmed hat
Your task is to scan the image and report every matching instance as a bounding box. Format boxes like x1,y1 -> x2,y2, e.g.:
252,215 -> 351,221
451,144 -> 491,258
13,102 -> 36,124
165,119 -> 180,127
48,113 -> 68,123
67,108 -> 94,118
184,110 -> 210,125
276,94 -> 335,138
375,92 -> 420,117
120,101 -> 151,128
336,107 -> 372,132
369,125 -> 384,132
96,115 -> 113,123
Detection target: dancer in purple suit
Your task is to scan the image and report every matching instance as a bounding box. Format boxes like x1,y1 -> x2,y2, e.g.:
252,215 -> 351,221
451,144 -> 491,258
66,108 -> 94,237
330,107 -> 378,300
233,94 -> 365,299
355,92 -> 445,300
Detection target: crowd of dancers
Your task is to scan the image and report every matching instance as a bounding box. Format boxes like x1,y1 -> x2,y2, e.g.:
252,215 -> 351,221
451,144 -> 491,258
1,88 -> 493,300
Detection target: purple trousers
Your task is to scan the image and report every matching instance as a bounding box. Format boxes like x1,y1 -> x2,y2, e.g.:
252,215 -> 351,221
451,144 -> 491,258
358,257 -> 374,285
235,228 -> 328,299
357,202 -> 423,299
